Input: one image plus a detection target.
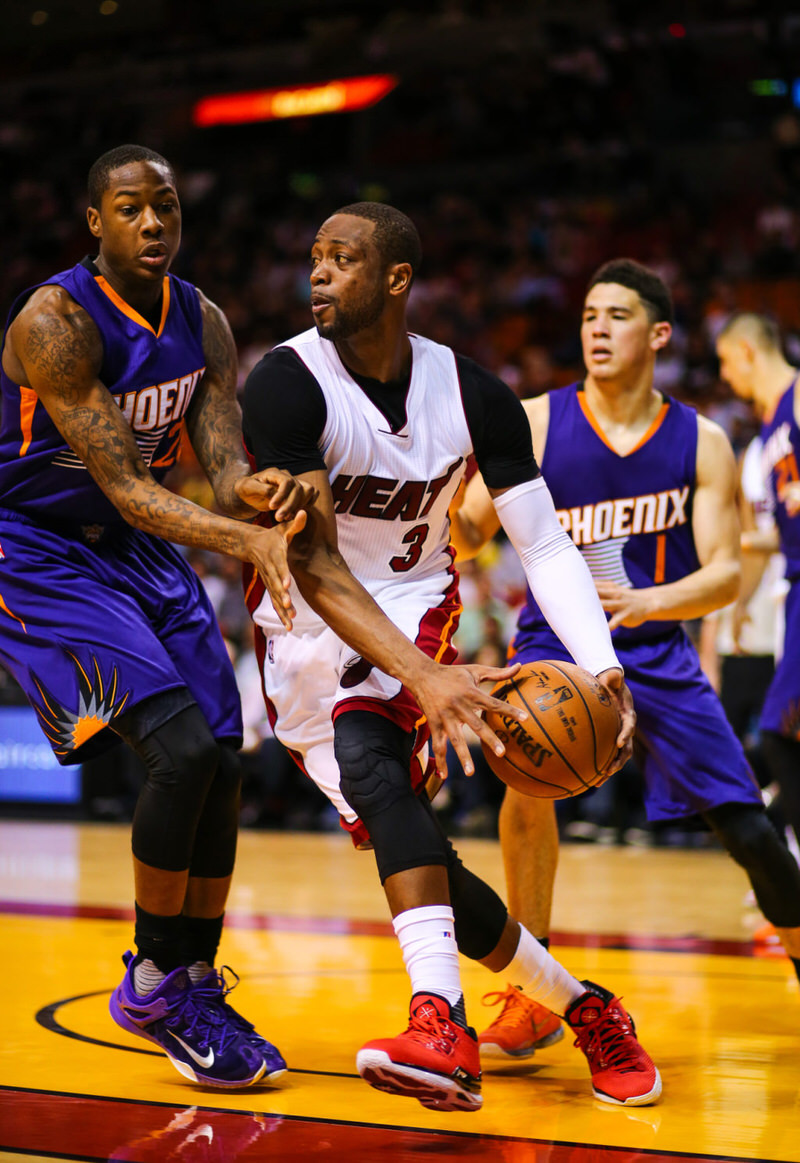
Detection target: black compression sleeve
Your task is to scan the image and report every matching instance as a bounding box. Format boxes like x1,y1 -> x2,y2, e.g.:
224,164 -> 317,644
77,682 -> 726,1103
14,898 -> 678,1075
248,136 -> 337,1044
456,354 -> 540,490
241,347 -> 328,474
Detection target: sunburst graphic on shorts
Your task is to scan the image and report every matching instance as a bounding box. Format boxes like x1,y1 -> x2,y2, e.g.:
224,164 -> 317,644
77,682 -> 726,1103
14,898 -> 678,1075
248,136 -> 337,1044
31,653 -> 131,757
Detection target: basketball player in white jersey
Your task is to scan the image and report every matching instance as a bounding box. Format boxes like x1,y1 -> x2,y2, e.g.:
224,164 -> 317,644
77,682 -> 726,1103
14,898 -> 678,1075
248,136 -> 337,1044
240,203 -> 661,1111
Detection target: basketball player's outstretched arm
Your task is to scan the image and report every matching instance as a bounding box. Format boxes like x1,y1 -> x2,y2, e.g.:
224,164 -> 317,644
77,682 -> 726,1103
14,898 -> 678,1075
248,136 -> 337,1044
4,286 -> 304,628
595,417 -> 741,629
284,468 -> 529,779
489,477 -> 634,770
450,395 -> 633,770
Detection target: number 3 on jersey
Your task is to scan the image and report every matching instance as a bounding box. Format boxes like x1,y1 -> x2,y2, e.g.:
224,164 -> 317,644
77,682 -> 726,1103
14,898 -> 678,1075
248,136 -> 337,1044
390,523 -> 429,572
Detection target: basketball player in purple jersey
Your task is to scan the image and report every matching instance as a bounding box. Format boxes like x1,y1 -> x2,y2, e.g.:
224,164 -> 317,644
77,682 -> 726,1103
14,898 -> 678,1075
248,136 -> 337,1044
453,261 -> 800,1060
717,314 -> 800,863
241,204 -> 664,1111
0,144 -> 324,1088
0,148 -> 566,1090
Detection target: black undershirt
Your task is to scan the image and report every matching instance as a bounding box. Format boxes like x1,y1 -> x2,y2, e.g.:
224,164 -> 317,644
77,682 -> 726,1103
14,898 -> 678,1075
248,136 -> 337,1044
242,344 -> 539,490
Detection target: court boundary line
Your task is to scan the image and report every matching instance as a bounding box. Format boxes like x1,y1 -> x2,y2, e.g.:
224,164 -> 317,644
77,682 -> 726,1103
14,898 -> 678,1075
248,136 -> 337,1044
0,900 -> 774,957
36,988 -> 373,1075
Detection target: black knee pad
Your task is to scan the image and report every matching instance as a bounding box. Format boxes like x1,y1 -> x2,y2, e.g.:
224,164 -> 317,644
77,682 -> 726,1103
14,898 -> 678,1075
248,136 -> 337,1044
395,802 -> 508,959
448,856 -> 508,960
190,743 -> 242,879
334,710 -> 448,882
118,702 -> 220,872
704,801 -> 800,928
335,709 -> 415,818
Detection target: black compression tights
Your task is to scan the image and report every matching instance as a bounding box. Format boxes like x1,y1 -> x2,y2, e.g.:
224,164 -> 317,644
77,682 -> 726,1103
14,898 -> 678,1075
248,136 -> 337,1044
703,801 -> 800,929
761,731 -> 800,844
116,703 -> 240,876
334,710 -> 508,959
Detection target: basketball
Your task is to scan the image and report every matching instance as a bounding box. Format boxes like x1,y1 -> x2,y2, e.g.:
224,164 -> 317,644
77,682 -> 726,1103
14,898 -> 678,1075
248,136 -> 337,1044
480,660 -> 621,799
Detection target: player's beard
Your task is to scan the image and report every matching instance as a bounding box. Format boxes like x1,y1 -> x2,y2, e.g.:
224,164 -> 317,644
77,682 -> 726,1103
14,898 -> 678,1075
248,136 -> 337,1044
314,285 -> 385,341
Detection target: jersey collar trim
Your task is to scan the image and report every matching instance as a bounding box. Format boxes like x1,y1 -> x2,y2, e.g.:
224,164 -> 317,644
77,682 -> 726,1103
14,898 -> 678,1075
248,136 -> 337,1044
578,391 -> 670,457
93,274 -> 171,338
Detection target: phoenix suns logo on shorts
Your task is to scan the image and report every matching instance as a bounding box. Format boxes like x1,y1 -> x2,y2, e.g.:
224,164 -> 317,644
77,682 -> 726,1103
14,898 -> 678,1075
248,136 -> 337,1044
30,653 -> 130,757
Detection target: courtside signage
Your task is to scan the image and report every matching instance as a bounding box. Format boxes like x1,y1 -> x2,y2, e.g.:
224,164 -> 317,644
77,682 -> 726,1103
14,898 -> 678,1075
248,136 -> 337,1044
0,706 -> 80,802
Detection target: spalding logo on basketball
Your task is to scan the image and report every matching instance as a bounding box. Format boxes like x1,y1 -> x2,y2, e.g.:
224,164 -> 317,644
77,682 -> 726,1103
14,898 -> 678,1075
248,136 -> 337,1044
481,660 -> 620,799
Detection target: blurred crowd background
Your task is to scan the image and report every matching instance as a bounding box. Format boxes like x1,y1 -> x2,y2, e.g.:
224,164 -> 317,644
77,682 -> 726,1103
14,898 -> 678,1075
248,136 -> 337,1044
1,0 -> 799,846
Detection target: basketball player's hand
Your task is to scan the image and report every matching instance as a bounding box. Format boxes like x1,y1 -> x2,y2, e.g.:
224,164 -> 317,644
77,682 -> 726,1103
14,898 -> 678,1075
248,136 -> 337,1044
595,667 -> 635,776
236,468 -> 319,522
246,512 -> 308,630
779,479 -> 800,517
595,581 -> 654,630
414,661 -> 528,779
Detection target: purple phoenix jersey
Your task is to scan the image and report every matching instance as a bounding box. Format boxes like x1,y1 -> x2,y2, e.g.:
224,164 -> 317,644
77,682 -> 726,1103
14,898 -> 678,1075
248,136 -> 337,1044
515,384 -> 699,648
0,258 -> 242,763
511,384 -> 760,822
759,376 -> 800,737
0,257 -> 205,522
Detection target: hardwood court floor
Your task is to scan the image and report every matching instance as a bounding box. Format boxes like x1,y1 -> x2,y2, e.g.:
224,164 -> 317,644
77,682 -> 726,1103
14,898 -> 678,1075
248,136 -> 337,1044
1,820 -> 798,1162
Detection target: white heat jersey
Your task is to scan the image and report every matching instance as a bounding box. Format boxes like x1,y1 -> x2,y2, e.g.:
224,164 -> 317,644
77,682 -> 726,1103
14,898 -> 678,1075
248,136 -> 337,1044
253,328 -> 472,632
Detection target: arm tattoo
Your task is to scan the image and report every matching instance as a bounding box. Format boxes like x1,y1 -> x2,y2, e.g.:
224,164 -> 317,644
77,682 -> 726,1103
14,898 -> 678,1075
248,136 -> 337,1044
23,302 -> 102,405
17,293 -> 253,558
72,397 -> 253,555
187,293 -> 251,515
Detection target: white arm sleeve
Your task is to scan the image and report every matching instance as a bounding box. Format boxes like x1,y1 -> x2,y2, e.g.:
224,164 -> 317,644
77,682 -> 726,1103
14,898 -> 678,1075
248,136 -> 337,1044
493,476 -> 621,676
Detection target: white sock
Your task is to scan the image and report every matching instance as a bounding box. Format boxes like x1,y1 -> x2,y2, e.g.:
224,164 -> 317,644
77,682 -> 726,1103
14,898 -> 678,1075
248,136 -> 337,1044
504,925 -> 584,1016
133,958 -> 167,996
186,960 -> 213,985
393,905 -> 463,1009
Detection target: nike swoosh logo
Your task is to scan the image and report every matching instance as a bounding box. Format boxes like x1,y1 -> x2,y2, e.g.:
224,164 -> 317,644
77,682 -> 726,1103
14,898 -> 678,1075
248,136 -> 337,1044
187,1127 -> 214,1145
377,429 -> 409,438
168,1030 -> 215,1068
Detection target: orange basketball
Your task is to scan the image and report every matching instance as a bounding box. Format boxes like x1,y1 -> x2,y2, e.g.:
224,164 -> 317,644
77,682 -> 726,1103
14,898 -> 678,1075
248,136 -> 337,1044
481,660 -> 621,799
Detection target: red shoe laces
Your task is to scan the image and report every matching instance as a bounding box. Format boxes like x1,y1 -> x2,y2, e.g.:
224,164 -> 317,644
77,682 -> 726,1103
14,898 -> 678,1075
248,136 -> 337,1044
573,1005 -> 642,1071
406,1007 -> 459,1054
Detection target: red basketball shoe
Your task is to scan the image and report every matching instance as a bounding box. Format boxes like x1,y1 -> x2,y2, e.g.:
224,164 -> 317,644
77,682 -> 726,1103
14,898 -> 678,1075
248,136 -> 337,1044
356,993 -> 482,1112
566,981 -> 661,1106
478,984 -> 564,1059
